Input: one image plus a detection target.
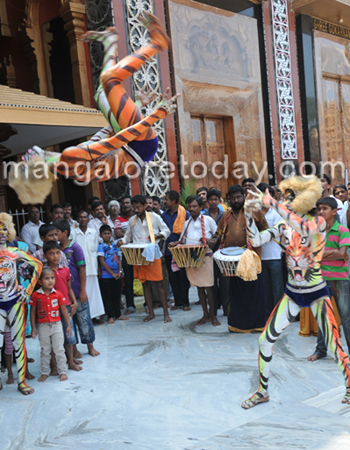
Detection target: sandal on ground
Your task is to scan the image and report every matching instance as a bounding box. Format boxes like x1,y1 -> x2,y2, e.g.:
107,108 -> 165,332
241,391 -> 269,409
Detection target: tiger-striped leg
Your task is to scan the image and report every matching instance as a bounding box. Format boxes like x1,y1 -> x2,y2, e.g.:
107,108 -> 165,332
0,309 -> 6,391
101,12 -> 169,139
8,301 -> 33,395
59,95 -> 176,181
311,297 -> 350,404
82,27 -> 121,133
241,294 -> 301,409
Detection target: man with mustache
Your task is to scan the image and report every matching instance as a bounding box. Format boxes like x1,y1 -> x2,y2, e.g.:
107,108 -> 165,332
211,184 -> 268,332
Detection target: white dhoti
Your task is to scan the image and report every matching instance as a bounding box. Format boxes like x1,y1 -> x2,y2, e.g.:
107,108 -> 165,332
186,255 -> 214,287
86,275 -> 105,318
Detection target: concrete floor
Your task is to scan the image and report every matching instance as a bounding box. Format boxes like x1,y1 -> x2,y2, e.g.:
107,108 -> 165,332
1,288 -> 350,450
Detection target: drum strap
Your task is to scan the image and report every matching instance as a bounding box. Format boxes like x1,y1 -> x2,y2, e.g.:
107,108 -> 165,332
132,211 -> 155,244
179,215 -> 207,246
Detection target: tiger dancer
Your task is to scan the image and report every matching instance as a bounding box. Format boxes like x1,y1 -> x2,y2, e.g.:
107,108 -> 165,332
23,12 -> 179,184
0,213 -> 42,395
241,176 -> 350,409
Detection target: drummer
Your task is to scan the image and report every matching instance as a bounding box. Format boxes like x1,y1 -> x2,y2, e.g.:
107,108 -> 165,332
169,195 -> 220,326
211,185 -> 268,333
118,195 -> 171,323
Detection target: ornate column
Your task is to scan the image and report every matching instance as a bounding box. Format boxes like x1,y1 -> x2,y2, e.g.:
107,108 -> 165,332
0,148 -> 11,212
124,0 -> 171,196
60,0 -> 91,107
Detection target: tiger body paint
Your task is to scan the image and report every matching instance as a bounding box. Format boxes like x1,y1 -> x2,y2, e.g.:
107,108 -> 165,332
0,220 -> 42,395
27,13 -> 175,184
241,192 -> 350,409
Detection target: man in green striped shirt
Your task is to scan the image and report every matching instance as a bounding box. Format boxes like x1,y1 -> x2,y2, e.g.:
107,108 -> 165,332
308,197 -> 350,361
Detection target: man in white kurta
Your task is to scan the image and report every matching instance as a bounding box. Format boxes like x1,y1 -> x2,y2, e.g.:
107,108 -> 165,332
72,211 -> 105,320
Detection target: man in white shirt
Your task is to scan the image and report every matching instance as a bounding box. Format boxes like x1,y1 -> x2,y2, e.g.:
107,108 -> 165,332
119,195 -> 171,323
171,195 -> 220,327
258,183 -> 285,317
21,206 -> 43,253
72,210 -> 105,321
88,201 -> 109,241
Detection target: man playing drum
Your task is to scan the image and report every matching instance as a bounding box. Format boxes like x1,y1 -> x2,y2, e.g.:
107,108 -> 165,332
169,195 -> 220,326
211,185 -> 268,332
118,195 -> 171,323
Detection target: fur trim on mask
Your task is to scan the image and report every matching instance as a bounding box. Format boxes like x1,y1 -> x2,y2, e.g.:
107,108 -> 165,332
8,157 -> 54,205
0,213 -> 16,242
279,176 -> 322,215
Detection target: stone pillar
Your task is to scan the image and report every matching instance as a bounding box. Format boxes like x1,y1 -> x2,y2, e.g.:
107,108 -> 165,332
0,148 -> 11,212
59,0 -> 91,107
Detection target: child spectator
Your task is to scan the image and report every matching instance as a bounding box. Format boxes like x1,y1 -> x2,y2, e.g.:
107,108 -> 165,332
55,220 -> 100,357
33,224 -> 67,267
30,267 -> 72,382
42,241 -> 81,372
308,197 -> 350,361
98,225 -> 129,324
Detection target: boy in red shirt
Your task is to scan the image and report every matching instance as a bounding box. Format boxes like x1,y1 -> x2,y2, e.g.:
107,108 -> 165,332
30,267 -> 72,382
42,240 -> 82,372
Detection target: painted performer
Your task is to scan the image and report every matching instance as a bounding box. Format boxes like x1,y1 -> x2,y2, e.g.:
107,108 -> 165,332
10,13 -> 179,204
241,176 -> 350,409
0,213 -> 42,394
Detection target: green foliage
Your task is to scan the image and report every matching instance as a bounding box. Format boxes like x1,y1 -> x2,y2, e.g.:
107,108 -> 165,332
180,179 -> 196,207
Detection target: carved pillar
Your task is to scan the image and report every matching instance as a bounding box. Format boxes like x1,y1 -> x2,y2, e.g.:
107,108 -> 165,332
59,0 -> 91,107
18,23 -> 40,94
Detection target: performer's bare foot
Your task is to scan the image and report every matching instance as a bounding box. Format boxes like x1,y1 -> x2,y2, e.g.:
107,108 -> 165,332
92,318 -> 104,325
164,315 -> 172,323
73,346 -> 82,359
307,353 -> 325,361
143,314 -> 155,322
68,361 -> 83,371
6,374 -> 14,384
25,370 -> 35,380
241,390 -> 269,409
196,315 -> 211,326
342,388 -> 350,404
18,382 -> 34,395
116,315 -> 129,320
183,306 -> 191,311
88,344 -> 100,357
139,12 -> 170,50
60,374 -> 68,382
81,27 -> 119,43
170,305 -> 178,311
212,317 -> 221,327
74,359 -> 83,365
38,375 -> 49,382
124,309 -> 134,316
195,300 -> 201,305
108,317 -> 115,324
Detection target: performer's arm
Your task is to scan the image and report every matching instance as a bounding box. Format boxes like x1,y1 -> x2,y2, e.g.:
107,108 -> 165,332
155,216 -> 171,241
121,219 -> 133,245
14,248 -> 42,297
245,213 -> 284,247
262,196 -> 326,235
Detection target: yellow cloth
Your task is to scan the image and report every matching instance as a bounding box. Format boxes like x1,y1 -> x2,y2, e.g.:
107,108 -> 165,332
134,258 -> 163,284
173,205 -> 187,235
236,249 -> 261,281
299,297 -> 341,337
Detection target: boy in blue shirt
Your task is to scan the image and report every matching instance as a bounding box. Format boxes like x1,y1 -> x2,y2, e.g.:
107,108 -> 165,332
98,225 -> 129,324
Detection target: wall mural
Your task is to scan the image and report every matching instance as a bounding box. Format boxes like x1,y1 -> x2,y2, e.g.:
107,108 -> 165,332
124,0 -> 170,196
271,0 -> 298,160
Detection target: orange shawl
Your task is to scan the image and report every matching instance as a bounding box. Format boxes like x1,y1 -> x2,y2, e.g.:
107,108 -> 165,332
173,205 -> 187,235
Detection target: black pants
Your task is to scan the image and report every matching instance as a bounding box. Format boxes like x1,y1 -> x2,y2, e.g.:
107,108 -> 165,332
122,257 -> 135,310
99,278 -> 122,319
165,254 -> 190,307
213,263 -> 229,315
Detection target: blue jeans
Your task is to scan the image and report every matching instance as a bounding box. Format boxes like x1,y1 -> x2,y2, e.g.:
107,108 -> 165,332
314,279 -> 350,357
262,259 -> 285,317
74,299 -> 95,345
61,305 -> 78,346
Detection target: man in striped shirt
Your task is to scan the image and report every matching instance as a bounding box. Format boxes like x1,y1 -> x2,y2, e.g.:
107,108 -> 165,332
308,196 -> 350,361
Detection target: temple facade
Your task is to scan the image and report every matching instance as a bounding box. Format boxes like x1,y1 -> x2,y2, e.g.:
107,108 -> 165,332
1,0 -> 350,219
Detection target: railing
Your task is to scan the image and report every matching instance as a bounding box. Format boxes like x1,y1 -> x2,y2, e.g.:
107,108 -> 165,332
9,207 -> 47,235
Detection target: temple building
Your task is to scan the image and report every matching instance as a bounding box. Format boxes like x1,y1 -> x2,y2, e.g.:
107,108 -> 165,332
1,0 -> 350,224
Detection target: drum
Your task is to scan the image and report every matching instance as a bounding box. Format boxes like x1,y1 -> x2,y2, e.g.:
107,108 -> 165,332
213,247 -> 246,277
169,245 -> 207,268
121,243 -> 150,266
